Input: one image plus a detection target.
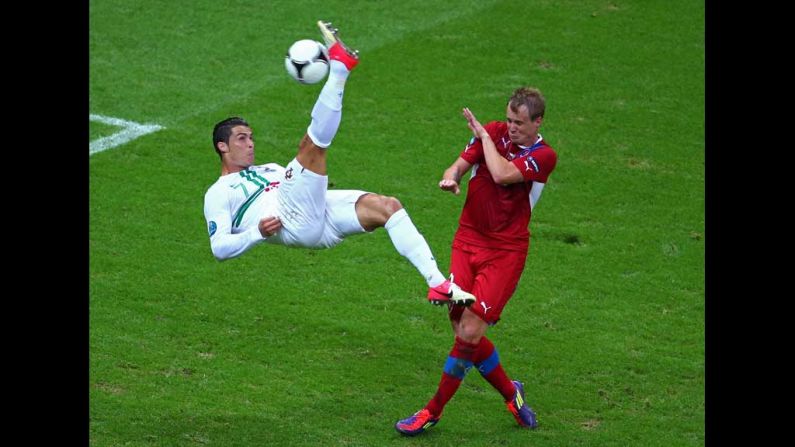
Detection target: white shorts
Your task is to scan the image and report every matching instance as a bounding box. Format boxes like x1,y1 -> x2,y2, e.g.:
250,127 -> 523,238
266,158 -> 368,249
272,158 -> 329,247
314,189 -> 369,248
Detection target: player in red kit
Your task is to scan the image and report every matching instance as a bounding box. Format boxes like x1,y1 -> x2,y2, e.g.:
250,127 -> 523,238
396,87 -> 558,436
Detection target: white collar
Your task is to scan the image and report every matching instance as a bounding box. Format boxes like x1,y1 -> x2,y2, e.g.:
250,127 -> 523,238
517,134 -> 543,150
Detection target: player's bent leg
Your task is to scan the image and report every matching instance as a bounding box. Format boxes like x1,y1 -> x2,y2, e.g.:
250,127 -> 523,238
355,194 -> 452,291
428,276 -> 476,307
314,190 -> 369,248
276,157 -> 328,247
354,193 -> 400,231
428,243 -> 477,307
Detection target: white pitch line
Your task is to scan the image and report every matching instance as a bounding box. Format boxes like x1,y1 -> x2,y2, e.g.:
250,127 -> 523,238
89,114 -> 165,156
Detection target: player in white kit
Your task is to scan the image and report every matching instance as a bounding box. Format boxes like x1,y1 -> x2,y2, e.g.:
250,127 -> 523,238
203,21 -> 474,306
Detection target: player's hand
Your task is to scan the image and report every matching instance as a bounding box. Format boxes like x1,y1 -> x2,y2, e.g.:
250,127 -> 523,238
258,216 -> 282,238
439,178 -> 460,195
462,107 -> 488,140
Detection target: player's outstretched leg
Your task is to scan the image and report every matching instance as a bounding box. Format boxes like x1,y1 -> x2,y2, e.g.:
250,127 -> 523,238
299,20 -> 360,169
317,20 -> 360,70
279,22 -> 361,247
351,193 -> 476,305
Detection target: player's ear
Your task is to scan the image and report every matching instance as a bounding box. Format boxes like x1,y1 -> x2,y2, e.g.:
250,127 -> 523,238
216,141 -> 229,154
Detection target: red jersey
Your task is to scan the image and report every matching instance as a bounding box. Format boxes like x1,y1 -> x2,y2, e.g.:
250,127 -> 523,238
454,121 -> 557,252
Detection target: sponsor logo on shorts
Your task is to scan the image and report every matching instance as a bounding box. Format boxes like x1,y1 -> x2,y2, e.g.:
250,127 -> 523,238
480,301 -> 492,314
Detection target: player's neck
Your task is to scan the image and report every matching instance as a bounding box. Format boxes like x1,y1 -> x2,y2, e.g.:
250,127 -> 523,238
516,134 -> 541,149
221,164 -> 247,176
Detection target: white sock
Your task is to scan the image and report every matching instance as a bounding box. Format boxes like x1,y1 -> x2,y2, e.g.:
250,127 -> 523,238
322,60 -> 350,107
384,208 -> 447,288
306,60 -> 350,148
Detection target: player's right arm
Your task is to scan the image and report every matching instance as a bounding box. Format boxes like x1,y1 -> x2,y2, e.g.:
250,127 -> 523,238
203,185 -> 266,261
439,157 -> 473,195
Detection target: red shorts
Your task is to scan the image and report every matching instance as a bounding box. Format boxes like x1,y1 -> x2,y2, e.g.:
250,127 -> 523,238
447,240 -> 527,325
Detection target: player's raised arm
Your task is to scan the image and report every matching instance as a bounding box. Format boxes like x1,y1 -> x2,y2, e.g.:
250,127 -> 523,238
462,107 -> 523,185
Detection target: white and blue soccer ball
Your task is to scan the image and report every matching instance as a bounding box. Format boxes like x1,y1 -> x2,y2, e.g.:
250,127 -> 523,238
284,39 -> 329,84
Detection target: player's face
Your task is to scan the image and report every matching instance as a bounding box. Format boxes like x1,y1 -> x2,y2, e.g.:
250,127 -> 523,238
506,105 -> 542,146
225,125 -> 255,168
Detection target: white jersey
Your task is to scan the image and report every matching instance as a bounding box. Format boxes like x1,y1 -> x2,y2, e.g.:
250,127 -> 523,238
204,161 -> 369,260
203,163 -> 286,259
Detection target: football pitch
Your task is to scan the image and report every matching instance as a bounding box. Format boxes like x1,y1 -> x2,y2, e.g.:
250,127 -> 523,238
89,0 -> 705,445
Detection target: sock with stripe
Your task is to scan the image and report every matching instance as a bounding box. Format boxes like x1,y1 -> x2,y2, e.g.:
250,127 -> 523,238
424,336 -> 479,417
473,336 -> 517,400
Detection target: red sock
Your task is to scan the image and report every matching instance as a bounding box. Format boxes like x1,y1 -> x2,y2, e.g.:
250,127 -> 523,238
425,337 -> 478,416
472,336 -> 517,401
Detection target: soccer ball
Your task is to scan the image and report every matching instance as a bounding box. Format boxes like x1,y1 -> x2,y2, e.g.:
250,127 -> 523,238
284,39 -> 329,84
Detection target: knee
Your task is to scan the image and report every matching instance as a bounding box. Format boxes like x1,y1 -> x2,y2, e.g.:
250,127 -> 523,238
457,326 -> 481,344
377,196 -> 405,228
381,195 -> 403,216
358,194 -> 403,229
457,311 -> 486,343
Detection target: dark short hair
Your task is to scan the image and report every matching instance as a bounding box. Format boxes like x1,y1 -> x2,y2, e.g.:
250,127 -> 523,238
212,117 -> 250,158
508,87 -> 545,121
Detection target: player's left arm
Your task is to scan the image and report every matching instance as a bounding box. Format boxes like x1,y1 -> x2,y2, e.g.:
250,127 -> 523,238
516,147 -> 558,209
462,107 -> 524,185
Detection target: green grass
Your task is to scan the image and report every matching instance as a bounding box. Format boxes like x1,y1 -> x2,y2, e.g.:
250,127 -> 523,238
90,120 -> 119,141
90,0 -> 704,445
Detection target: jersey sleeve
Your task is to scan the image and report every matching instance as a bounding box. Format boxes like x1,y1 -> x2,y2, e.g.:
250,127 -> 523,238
459,121 -> 502,164
459,136 -> 483,165
203,184 -> 265,261
511,146 -> 557,183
